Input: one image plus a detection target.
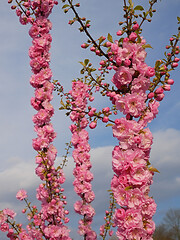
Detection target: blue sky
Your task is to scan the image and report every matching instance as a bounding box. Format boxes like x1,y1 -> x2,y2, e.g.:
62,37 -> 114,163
0,0 -> 180,239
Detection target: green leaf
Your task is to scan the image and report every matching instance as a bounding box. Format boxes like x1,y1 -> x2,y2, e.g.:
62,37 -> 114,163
84,59 -> 89,66
149,11 -> 153,17
142,44 -> 153,49
105,123 -> 114,127
107,33 -> 113,43
177,16 -> 180,22
149,166 -> 160,173
60,99 -> 65,107
134,5 -> 144,11
155,60 -> 162,69
79,61 -> 84,66
62,4 -> 70,9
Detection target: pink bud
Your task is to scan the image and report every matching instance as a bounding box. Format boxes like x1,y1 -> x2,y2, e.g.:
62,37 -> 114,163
174,58 -> 180,62
134,136 -> 141,144
155,87 -> 164,94
115,119 -> 121,125
64,218 -> 69,223
100,60 -> 105,65
129,32 -> 137,41
88,111 -> 95,117
170,37 -> 174,41
89,121 -> 97,129
65,210 -> 69,215
103,107 -> 110,113
126,113 -> 131,120
90,46 -> 96,51
106,42 -> 112,47
11,5 -> 16,9
89,96 -> 95,102
148,92 -> 154,99
107,66 -> 112,70
102,116 -> 109,123
123,37 -> 129,43
146,67 -> 155,77
124,59 -> 131,67
116,57 -> 122,65
81,43 -> 86,48
163,84 -> 171,91
167,79 -> 174,85
172,62 -> 178,68
116,30 -> 122,36
132,23 -> 139,31
96,50 -> 100,55
155,93 -> 165,101
113,66 -> 118,71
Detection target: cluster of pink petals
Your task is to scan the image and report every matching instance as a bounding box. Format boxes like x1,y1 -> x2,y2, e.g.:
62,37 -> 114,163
110,35 -> 157,239
14,0 -> 57,25
110,37 -> 158,120
111,118 -> 156,239
28,3 -> 71,239
69,81 -> 97,239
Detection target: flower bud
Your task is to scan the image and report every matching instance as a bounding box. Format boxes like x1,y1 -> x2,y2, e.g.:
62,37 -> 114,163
106,42 -> 112,47
102,116 -> 109,123
163,84 -> 171,91
116,30 -> 122,36
174,57 -> 180,62
167,79 -> 174,85
148,92 -> 154,99
155,87 -> 164,94
155,93 -> 165,101
89,121 -> 97,129
129,32 -> 137,41
172,62 -> 178,68
132,23 -> 139,31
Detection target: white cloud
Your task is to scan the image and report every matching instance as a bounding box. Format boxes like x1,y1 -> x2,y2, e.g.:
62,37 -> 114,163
0,159 -> 38,193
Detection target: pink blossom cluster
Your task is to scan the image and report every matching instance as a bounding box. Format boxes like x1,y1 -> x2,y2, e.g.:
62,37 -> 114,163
110,36 -> 155,119
69,81 -> 97,239
111,118 -> 156,239
28,5 -> 71,239
11,0 -> 58,25
108,34 -> 158,239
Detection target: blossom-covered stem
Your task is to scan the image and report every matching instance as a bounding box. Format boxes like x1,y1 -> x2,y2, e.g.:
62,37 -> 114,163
100,191 -> 116,240
6,218 -> 20,235
69,80 -> 97,239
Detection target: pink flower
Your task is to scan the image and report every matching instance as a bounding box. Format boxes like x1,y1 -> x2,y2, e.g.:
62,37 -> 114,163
124,209 -> 143,229
129,32 -> 137,41
146,66 -> 155,77
3,209 -> 16,219
16,189 -> 27,201
89,121 -> 97,129
112,66 -> 134,88
116,93 -> 146,117
0,212 -> 7,224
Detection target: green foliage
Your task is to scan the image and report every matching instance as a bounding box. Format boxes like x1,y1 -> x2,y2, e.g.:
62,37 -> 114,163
134,5 -> 144,11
